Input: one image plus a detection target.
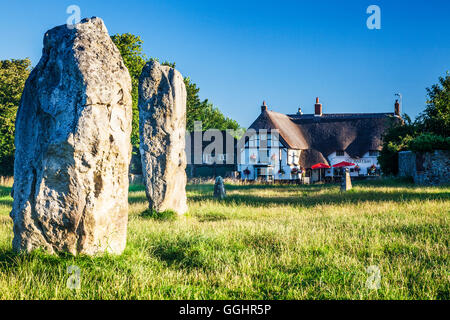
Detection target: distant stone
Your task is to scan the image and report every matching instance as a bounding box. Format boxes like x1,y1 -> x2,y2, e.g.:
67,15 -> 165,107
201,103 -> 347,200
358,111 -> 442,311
10,17 -> 133,255
139,60 -> 188,215
341,168 -> 352,191
213,176 -> 226,200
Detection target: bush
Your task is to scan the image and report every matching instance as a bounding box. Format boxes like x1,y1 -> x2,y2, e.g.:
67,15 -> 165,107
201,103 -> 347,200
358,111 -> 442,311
378,115 -> 417,176
409,133 -> 450,153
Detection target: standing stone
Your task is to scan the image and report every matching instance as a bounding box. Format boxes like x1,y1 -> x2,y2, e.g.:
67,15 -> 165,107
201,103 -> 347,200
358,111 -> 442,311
213,176 -> 226,200
341,168 -> 352,191
10,17 -> 133,255
139,60 -> 188,215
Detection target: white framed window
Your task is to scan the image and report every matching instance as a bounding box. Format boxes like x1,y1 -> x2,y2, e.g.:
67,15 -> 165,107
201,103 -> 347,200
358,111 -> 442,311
336,150 -> 345,157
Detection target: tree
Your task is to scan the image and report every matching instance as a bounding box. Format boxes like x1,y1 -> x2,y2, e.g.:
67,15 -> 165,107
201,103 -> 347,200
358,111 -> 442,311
0,58 -> 31,176
111,33 -> 147,149
417,72 -> 450,137
378,73 -> 450,176
111,33 -> 241,174
378,114 -> 418,176
111,33 -> 242,138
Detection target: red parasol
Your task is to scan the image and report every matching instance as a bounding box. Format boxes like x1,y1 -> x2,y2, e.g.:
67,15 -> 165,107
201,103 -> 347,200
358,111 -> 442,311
311,163 -> 331,169
332,161 -> 355,168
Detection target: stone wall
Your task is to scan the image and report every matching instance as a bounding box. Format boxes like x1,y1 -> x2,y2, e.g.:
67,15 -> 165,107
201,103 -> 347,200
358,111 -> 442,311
414,150 -> 450,186
398,150 -> 450,186
398,151 -> 416,177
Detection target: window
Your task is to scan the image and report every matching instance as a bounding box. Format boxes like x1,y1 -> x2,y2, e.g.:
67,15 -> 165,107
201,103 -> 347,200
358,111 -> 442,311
293,151 -> 299,165
369,150 -> 379,157
336,150 -> 345,157
259,133 -> 272,148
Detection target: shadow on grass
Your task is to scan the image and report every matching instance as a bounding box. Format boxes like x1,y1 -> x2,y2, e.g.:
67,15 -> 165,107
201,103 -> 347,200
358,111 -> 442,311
0,199 -> 13,206
0,248 -> 69,271
0,185 -> 12,196
129,184 -> 145,193
0,247 -> 133,274
128,195 -> 148,205
140,209 -> 177,221
151,238 -> 213,271
197,213 -> 229,222
189,188 -> 450,208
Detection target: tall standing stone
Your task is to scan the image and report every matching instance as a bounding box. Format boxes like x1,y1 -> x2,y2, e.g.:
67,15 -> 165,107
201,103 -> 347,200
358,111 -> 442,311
139,60 -> 188,215
10,17 -> 133,255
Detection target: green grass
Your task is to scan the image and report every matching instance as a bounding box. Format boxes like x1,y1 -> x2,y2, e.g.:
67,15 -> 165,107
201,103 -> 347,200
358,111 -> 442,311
0,179 -> 448,299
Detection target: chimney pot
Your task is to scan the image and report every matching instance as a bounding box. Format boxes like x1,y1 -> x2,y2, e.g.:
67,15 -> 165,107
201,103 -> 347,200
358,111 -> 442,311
314,97 -> 322,116
297,107 -> 303,115
395,99 -> 401,116
261,100 -> 268,113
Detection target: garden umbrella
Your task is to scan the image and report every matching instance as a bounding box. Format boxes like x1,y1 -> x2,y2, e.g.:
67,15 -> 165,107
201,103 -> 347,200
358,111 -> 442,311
311,163 -> 330,169
332,161 -> 355,168
311,163 -> 330,182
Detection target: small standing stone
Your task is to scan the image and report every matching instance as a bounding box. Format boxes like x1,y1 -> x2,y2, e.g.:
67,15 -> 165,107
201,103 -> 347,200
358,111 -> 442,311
213,176 -> 226,200
341,168 -> 352,191
139,60 -> 188,215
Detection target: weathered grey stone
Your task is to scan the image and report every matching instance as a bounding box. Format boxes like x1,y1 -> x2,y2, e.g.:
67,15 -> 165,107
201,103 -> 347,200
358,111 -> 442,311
398,150 -> 450,185
139,60 -> 188,215
341,168 -> 352,191
213,176 -> 226,200
398,151 -> 416,178
414,150 -> 450,186
10,17 -> 133,255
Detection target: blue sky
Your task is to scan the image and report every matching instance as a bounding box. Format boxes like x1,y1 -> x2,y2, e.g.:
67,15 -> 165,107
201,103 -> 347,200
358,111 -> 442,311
0,0 -> 449,127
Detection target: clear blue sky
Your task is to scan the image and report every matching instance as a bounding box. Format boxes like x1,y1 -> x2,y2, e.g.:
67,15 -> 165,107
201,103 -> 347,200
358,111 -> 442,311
0,0 -> 449,127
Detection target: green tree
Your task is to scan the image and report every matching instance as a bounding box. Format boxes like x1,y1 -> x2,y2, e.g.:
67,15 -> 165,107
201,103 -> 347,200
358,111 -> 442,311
111,33 -> 241,174
378,114 -> 418,176
378,73 -> 450,176
0,58 -> 31,176
111,33 -> 147,149
111,33 -> 241,137
417,72 -> 450,137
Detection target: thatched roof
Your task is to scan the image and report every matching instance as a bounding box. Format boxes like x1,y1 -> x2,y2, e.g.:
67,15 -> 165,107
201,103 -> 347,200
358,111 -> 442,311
299,149 -> 330,167
249,109 -> 400,168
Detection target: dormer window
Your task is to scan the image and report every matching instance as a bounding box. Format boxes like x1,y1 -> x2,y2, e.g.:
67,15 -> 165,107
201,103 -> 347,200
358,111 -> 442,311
336,150 -> 345,157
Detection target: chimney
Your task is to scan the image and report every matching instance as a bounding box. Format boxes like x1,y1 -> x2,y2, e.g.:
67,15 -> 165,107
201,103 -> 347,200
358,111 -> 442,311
297,107 -> 303,115
261,100 -> 268,113
395,99 -> 401,116
314,97 -> 322,116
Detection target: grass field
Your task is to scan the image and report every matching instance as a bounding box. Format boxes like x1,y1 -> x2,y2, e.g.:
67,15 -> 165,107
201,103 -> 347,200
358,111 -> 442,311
0,178 -> 448,299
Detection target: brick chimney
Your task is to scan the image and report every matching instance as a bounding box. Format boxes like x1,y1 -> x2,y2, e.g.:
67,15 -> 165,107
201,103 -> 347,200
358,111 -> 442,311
314,97 -> 322,116
261,100 -> 268,113
395,99 -> 401,116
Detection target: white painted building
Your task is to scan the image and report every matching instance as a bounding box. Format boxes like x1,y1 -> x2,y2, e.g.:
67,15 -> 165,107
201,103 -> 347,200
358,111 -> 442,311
238,99 -> 401,181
